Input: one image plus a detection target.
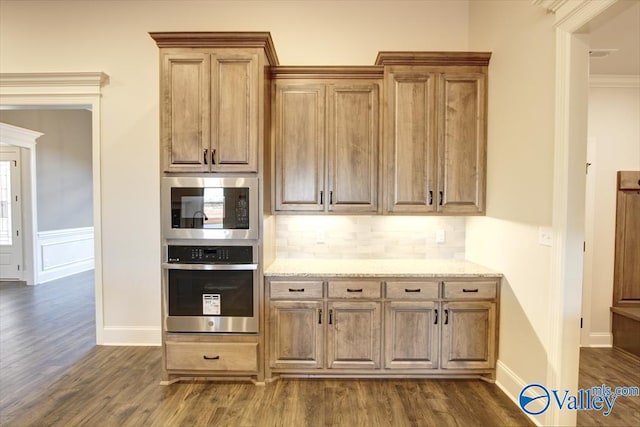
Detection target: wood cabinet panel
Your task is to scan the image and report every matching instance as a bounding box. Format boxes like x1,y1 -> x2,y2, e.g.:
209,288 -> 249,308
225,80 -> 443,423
328,84 -> 379,212
613,171 -> 640,306
327,301 -> 381,369
443,281 -> 497,300
211,51 -> 258,172
269,300 -> 323,369
386,71 -> 437,213
165,341 -> 258,371
441,301 -> 496,369
438,74 -> 486,213
384,301 -> 438,369
270,280 -> 323,300
385,281 -> 439,299
162,53 -> 210,172
328,280 -> 381,299
274,83 -> 325,211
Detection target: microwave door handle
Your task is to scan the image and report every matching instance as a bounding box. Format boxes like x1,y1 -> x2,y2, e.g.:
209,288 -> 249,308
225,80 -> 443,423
162,263 -> 258,271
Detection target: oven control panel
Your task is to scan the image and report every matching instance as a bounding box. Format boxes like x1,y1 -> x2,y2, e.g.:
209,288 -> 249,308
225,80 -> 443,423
167,245 -> 253,264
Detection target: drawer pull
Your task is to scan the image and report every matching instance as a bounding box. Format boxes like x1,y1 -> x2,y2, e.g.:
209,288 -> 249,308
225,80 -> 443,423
444,309 -> 449,325
462,288 -> 479,293
318,309 -> 322,324
405,288 -> 421,293
346,288 -> 363,293
203,355 -> 220,360
288,288 -> 305,292
434,309 -> 438,325
329,309 -> 333,325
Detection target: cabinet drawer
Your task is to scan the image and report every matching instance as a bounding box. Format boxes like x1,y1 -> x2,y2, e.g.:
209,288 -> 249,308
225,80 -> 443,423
328,281 -> 381,299
386,281 -> 439,299
165,342 -> 258,372
443,281 -> 497,300
270,281 -> 323,299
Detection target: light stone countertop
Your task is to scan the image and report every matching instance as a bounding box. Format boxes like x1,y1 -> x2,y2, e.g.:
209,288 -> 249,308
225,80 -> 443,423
264,258 -> 502,278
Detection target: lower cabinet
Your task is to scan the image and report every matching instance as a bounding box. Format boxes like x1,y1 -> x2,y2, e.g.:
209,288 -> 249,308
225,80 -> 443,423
327,301 -> 381,369
163,334 -> 261,383
266,276 -> 499,379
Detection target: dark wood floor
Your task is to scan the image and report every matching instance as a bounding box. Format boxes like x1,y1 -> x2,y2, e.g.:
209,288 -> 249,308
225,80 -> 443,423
0,273 -> 636,426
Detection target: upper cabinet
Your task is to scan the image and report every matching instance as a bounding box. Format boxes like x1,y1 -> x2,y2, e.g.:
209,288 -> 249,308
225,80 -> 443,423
377,52 -> 491,215
151,32 -> 279,173
272,68 -> 382,213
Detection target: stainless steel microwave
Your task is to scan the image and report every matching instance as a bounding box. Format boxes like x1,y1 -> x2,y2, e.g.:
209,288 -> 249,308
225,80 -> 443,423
161,176 -> 258,240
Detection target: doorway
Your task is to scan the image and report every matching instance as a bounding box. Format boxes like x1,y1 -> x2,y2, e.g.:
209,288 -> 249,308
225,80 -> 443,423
0,72 -> 108,344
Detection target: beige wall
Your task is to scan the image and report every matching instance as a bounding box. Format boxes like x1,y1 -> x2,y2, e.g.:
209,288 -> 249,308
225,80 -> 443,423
0,0 -> 471,341
0,110 -> 93,232
466,0 -> 556,406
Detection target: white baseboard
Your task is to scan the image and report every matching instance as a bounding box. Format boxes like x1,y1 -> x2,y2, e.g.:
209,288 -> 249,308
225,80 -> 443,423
37,227 -> 94,284
587,332 -> 613,347
101,326 -> 162,346
495,360 -> 543,427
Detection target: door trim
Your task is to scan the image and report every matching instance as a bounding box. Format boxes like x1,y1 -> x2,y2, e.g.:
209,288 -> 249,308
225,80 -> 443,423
0,72 -> 108,344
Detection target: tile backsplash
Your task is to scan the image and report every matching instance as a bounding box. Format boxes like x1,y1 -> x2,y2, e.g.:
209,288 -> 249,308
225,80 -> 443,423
275,215 -> 465,259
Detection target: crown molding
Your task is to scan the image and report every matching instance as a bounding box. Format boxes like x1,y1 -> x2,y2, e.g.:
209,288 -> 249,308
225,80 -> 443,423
375,51 -> 491,66
589,74 -> 640,87
532,0 -> 570,13
149,32 -> 279,65
0,72 -> 109,97
0,122 -> 43,147
533,0 -> 618,31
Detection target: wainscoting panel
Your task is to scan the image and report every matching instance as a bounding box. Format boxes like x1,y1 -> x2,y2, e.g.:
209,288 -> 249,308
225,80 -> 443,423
37,227 -> 94,284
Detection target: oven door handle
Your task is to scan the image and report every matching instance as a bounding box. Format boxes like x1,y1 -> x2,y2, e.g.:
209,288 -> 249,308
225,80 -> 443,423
162,263 -> 258,271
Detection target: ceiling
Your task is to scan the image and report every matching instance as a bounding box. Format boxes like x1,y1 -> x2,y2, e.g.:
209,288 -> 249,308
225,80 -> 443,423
588,1 -> 640,75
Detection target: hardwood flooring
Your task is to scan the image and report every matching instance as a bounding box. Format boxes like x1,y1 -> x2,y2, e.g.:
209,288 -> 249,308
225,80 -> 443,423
2,273 -> 636,426
577,347 -> 640,426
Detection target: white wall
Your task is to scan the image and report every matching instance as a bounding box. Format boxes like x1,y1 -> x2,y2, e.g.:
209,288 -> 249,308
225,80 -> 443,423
582,78 -> 640,346
467,0 -> 557,414
0,0 -> 470,344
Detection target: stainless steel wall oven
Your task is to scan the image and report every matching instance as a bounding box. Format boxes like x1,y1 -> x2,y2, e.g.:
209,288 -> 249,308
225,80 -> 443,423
163,245 -> 258,333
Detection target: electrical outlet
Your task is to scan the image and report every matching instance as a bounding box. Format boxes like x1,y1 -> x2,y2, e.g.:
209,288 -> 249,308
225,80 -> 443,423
538,227 -> 553,247
436,229 -> 446,244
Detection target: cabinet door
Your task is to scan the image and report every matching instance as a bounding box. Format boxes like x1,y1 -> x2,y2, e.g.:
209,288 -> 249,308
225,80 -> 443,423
613,173 -> 640,306
211,51 -> 259,172
161,53 -> 210,172
269,301 -> 323,369
274,82 -> 326,211
327,301 -> 381,369
441,301 -> 496,370
384,301 -> 438,369
327,83 -> 379,212
437,73 -> 487,214
385,69 -> 437,213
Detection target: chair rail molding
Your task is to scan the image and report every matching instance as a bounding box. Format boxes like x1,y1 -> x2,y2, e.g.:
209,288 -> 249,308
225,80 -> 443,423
0,71 -> 109,344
